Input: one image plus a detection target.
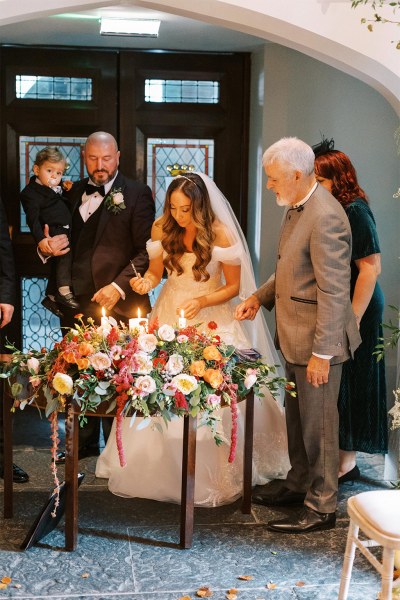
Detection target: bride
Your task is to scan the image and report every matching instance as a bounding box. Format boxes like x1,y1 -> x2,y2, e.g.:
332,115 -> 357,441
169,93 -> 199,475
96,172 -> 289,506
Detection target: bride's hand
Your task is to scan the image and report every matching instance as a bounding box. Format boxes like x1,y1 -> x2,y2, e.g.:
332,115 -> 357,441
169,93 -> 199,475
130,276 -> 152,295
179,298 -> 202,320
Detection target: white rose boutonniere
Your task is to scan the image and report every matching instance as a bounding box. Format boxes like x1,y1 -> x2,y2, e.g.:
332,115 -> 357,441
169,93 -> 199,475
104,188 -> 126,214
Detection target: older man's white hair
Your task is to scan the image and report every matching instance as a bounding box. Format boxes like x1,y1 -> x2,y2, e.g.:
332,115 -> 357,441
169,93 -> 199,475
262,137 -> 315,176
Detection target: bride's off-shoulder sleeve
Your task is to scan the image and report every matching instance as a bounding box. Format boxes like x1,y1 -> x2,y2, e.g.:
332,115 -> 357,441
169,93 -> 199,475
213,241 -> 242,265
146,239 -> 163,259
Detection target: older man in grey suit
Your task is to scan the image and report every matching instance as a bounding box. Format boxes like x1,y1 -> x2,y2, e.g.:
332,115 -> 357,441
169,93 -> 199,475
236,137 -> 361,533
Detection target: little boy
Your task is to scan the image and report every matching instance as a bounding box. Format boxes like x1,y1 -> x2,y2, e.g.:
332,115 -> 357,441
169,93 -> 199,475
20,146 -> 79,315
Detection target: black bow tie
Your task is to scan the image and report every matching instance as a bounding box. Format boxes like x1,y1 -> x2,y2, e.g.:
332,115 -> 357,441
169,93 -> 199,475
85,183 -> 105,197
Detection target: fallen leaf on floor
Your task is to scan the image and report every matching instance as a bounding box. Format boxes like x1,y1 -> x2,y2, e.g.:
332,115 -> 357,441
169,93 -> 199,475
270,551 -> 277,555
225,593 -> 237,600
196,587 -> 213,597
238,575 -> 253,580
295,581 -> 305,587
227,589 -> 238,594
13,584 -> 22,589
1,577 -> 11,584
179,596 -> 192,600
0,583 -> 8,590
81,573 -> 90,579
266,582 -> 277,589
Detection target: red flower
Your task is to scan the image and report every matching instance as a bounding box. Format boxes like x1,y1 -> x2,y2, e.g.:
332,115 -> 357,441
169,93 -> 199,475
107,327 -> 119,346
208,321 -> 218,330
148,317 -> 159,334
174,390 -> 188,410
153,357 -> 167,369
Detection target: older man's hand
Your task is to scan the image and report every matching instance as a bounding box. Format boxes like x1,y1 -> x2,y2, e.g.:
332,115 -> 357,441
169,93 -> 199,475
235,294 -> 260,321
41,224 -> 70,257
92,285 -> 121,312
306,355 -> 330,388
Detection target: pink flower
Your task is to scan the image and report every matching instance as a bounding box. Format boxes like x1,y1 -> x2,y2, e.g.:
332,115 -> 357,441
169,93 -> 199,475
27,356 -> 40,374
138,333 -> 158,353
132,351 -> 153,374
206,393 -> 221,408
89,352 -> 112,370
135,375 -> 156,396
158,324 -> 175,341
177,334 -> 189,343
165,353 -> 184,375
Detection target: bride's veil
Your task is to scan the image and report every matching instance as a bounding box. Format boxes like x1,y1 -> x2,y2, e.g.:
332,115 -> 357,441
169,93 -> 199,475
195,172 -> 283,379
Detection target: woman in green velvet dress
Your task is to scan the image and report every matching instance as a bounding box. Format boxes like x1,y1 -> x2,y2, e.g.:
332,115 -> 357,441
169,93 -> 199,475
314,149 -> 388,483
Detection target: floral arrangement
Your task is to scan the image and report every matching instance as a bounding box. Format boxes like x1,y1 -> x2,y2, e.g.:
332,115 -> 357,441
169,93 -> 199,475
1,316 -> 292,470
104,188 -> 125,214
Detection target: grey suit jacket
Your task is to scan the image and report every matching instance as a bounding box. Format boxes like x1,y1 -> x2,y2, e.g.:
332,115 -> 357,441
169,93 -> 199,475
255,184 -> 361,366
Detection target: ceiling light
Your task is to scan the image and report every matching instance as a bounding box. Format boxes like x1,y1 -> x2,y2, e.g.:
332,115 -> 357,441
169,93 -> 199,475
100,18 -> 161,37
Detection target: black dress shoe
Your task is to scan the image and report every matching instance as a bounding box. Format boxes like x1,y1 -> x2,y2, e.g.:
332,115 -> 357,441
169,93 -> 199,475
41,296 -> 64,318
55,292 -> 80,310
267,506 -> 336,534
252,486 -> 306,507
0,464 -> 29,483
338,465 -> 361,485
55,447 -> 100,464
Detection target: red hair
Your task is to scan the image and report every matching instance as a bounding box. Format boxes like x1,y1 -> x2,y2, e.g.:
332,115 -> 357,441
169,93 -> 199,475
314,150 -> 367,208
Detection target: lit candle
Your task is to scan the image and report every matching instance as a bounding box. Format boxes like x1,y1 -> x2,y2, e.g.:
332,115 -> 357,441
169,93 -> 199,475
101,307 -> 109,328
129,308 -> 148,333
178,309 -> 187,329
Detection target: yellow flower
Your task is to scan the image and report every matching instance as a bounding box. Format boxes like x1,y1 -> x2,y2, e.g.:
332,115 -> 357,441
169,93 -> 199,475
52,372 -> 73,395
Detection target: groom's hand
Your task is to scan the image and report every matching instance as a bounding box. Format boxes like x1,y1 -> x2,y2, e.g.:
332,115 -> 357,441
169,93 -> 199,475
235,295 -> 260,321
306,355 -> 330,388
92,285 -> 120,311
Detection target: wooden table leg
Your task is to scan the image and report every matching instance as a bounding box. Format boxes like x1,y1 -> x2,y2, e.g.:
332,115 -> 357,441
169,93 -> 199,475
242,390 -> 254,514
180,414 -> 197,549
2,382 -> 13,518
64,403 -> 79,550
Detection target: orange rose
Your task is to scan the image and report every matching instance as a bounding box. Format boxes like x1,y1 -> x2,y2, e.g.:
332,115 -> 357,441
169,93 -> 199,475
203,345 -> 222,361
78,342 -> 94,356
190,360 -> 206,377
203,368 -> 224,389
63,351 -> 77,364
76,357 -> 90,370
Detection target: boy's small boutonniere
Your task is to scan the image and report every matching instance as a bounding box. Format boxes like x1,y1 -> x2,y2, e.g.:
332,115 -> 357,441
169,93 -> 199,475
104,188 -> 126,214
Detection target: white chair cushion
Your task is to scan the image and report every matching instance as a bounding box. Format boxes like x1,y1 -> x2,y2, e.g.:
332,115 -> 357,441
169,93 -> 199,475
351,490 -> 400,538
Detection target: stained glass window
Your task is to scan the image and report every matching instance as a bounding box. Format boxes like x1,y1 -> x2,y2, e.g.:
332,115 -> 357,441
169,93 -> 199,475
21,278 -> 62,352
145,79 -> 219,104
16,75 -> 92,101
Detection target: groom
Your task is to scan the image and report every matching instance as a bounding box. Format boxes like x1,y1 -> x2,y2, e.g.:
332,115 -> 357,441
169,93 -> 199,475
236,137 -> 361,533
43,131 -> 155,460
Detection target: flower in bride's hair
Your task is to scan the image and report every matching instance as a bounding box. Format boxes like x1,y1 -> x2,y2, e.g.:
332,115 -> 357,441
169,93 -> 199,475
132,351 -> 153,374
165,353 -> 184,375
171,373 -> 198,395
135,375 -> 156,396
244,368 -> 258,389
189,360 -> 206,377
203,368 -> 224,389
89,352 -> 112,371
53,372 -> 73,395
203,345 -> 222,361
138,333 -> 158,353
158,324 -> 175,342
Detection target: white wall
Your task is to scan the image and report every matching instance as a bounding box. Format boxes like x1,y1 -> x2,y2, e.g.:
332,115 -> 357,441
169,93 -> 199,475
248,43 -> 400,393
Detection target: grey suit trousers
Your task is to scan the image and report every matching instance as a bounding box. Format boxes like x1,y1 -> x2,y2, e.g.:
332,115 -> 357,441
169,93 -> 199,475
284,361 -> 343,513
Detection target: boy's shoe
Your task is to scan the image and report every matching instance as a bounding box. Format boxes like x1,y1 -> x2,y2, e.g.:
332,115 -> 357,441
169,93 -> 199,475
55,292 -> 79,310
41,296 -> 64,318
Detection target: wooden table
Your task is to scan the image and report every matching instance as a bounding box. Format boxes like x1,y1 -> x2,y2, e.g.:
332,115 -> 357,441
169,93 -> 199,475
1,354 -> 255,551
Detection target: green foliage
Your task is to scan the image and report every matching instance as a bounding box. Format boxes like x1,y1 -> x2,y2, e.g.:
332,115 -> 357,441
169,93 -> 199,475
351,0 -> 400,48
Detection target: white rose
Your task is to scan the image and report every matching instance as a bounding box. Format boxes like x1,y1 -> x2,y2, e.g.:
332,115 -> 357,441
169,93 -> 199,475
112,192 -> 124,205
158,324 -> 175,341
89,352 -> 112,370
206,393 -> 221,407
135,375 -> 156,395
52,372 -> 73,395
132,351 -> 153,374
138,333 -> 158,353
171,374 -> 198,395
165,353 -> 184,375
244,368 -> 258,389
27,356 -> 40,374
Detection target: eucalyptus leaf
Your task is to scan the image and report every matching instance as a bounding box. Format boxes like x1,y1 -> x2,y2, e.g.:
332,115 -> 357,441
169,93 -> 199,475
88,393 -> 101,405
190,405 -> 200,418
11,382 -> 23,398
136,416 -> 152,430
129,411 -> 137,428
94,386 -> 108,396
106,399 -> 117,414
45,397 -> 60,418
97,380 -> 111,390
153,421 -> 164,434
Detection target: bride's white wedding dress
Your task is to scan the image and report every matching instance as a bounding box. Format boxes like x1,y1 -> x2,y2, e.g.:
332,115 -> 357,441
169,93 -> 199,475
96,241 -> 290,506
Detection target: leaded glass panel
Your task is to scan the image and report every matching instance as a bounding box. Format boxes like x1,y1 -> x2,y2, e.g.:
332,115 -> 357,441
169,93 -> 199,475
22,278 -> 62,352
16,75 -> 92,101
145,79 -> 219,104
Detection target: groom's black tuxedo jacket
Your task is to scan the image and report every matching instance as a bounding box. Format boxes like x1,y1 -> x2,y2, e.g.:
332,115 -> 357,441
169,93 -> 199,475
66,172 -> 155,319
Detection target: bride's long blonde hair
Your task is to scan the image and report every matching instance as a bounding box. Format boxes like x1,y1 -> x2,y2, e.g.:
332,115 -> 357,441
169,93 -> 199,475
162,173 -> 216,281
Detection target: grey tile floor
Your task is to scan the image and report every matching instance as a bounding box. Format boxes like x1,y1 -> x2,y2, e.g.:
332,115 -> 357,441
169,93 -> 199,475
0,409 -> 396,600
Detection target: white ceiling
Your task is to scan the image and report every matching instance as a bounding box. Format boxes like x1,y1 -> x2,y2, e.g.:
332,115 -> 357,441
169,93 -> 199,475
0,6 -> 266,52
